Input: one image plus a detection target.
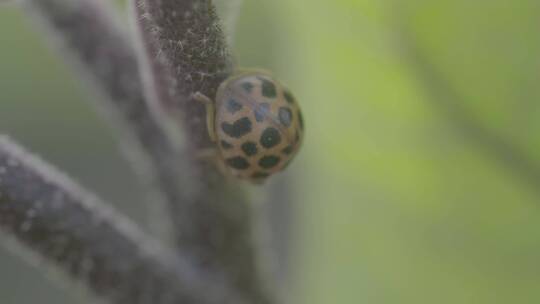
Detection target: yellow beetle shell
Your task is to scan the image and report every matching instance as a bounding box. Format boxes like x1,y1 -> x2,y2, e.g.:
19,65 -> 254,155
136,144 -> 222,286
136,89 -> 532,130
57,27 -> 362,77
214,70 -> 304,182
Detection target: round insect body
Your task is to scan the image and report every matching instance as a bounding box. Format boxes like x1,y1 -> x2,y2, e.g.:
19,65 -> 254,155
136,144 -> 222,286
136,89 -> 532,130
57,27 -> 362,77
210,70 -> 304,182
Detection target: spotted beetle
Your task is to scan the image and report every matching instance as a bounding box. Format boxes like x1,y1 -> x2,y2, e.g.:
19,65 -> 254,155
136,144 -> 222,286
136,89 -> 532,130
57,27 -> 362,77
195,69 -> 304,183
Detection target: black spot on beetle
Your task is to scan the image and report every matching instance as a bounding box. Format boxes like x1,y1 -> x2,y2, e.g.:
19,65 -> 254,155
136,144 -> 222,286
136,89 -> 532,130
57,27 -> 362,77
282,145 -> 294,155
251,172 -> 270,179
241,82 -> 254,93
283,90 -> 295,104
241,141 -> 258,156
221,140 -> 233,149
259,78 -> 277,98
254,103 -> 271,122
221,117 -> 252,138
279,107 -> 293,127
226,156 -> 250,170
260,127 -> 281,148
259,155 -> 281,169
226,99 -> 242,113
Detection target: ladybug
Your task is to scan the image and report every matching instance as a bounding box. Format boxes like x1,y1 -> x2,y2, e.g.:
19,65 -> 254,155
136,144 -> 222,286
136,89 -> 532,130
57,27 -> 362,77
194,69 -> 304,183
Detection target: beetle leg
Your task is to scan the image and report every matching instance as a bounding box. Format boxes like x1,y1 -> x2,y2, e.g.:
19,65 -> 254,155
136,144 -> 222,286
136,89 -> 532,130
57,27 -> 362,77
193,92 -> 217,142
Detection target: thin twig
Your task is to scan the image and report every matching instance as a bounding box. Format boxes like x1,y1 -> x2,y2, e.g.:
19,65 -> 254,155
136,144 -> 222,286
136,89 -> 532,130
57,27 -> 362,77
0,136 -> 245,304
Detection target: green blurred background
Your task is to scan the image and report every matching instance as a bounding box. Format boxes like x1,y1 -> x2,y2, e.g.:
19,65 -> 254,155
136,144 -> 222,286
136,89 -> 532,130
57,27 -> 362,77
2,0 -> 540,303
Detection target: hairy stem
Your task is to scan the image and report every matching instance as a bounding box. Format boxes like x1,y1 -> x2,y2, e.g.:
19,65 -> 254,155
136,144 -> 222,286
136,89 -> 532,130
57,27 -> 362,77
19,0 -> 275,302
0,136 -> 245,304
132,1 -> 272,302
19,0 -> 191,243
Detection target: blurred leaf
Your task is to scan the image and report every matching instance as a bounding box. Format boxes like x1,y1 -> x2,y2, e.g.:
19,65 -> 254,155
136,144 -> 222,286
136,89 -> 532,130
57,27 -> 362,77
273,0 -> 540,303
